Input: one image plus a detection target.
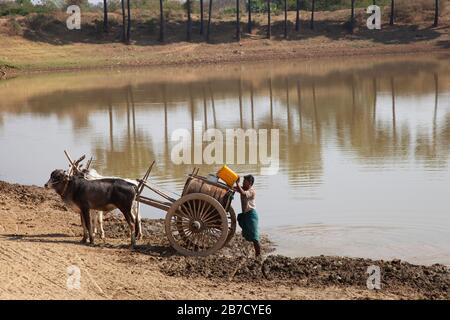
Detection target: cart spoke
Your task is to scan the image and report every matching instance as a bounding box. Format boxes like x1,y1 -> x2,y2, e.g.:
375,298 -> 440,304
185,201 -> 195,219
174,213 -> 189,221
180,203 -> 193,219
205,224 -> 223,230
203,206 -> 219,218
202,211 -> 220,223
174,206 -> 189,220
182,230 -> 193,243
202,201 -> 212,220
199,202 -> 212,220
202,205 -> 218,218
197,200 -> 206,220
178,205 -> 189,218
172,215 -> 189,225
196,201 -> 204,220
192,199 -> 197,220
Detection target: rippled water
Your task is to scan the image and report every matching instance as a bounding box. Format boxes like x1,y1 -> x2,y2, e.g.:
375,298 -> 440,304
0,54 -> 449,265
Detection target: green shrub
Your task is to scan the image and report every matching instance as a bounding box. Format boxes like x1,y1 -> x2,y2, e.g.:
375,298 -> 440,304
26,13 -> 54,30
222,7 -> 236,15
108,0 -> 122,12
7,17 -> 22,35
0,0 -> 58,17
265,0 -> 391,12
147,17 -> 158,33
249,0 -> 278,13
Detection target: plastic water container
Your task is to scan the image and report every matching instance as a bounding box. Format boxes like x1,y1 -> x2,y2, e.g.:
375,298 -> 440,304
216,165 -> 239,187
207,174 -> 219,183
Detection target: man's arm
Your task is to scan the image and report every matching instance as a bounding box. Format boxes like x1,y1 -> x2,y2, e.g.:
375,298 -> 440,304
234,178 -> 254,198
234,177 -> 245,195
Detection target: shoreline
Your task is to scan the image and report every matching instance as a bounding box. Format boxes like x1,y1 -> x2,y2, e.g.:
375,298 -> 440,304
1,42 -> 448,79
0,180 -> 448,299
0,4 -> 448,79
1,6 -> 449,79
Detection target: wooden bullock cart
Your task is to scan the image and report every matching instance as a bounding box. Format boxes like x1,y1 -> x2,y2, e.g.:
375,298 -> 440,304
136,162 -> 237,256
63,151 -> 236,257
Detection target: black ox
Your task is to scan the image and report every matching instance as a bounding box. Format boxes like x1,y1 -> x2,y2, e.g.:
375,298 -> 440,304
45,169 -> 138,247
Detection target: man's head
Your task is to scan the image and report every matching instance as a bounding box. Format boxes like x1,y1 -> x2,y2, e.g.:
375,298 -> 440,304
242,174 -> 255,190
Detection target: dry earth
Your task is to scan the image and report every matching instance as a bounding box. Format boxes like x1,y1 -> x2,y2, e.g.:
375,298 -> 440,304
0,180 -> 448,300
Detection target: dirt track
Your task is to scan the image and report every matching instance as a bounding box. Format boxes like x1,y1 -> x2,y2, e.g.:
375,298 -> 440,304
0,181 -> 448,300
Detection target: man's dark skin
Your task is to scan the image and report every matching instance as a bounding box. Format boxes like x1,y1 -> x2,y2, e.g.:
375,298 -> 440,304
234,177 -> 261,257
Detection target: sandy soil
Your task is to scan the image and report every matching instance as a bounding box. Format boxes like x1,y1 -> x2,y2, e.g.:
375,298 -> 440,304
0,180 -> 448,300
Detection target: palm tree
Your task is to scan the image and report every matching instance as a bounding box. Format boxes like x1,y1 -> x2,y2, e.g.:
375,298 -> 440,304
121,0 -> 126,42
390,0 -> 395,25
248,0 -> 252,34
295,0 -> 300,32
126,0 -> 131,43
103,0 -> 108,32
159,0 -> 165,42
434,0 -> 439,27
310,0 -> 315,30
187,0 -> 192,41
207,0 -> 213,41
200,0 -> 204,34
284,0 -> 287,38
236,0 -> 241,41
267,0 -> 271,38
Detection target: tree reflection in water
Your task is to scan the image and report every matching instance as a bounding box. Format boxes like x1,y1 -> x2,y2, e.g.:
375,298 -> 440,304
0,56 -> 448,185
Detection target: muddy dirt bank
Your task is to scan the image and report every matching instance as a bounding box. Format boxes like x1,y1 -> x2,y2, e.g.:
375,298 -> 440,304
0,180 -> 448,299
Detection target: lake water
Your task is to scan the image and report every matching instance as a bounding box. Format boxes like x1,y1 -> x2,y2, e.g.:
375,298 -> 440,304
1,54 -> 449,266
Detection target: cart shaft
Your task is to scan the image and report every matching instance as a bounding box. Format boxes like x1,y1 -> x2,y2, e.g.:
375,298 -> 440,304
136,195 -> 172,212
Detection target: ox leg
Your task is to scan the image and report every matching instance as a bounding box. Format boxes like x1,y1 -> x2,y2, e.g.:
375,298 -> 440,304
80,211 -> 88,243
133,201 -> 142,240
121,208 -> 136,248
99,211 -> 105,240
82,208 -> 94,245
91,211 -> 98,236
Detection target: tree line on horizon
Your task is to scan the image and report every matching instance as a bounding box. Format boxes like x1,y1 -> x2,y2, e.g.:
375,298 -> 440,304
0,0 -> 444,44
96,0 -> 443,43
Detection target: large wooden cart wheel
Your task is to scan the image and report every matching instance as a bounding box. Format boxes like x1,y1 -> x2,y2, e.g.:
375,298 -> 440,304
223,206 -> 236,248
165,193 -> 228,256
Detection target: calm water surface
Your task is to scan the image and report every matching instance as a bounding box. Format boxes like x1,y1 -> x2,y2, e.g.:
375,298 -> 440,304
1,54 -> 449,265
